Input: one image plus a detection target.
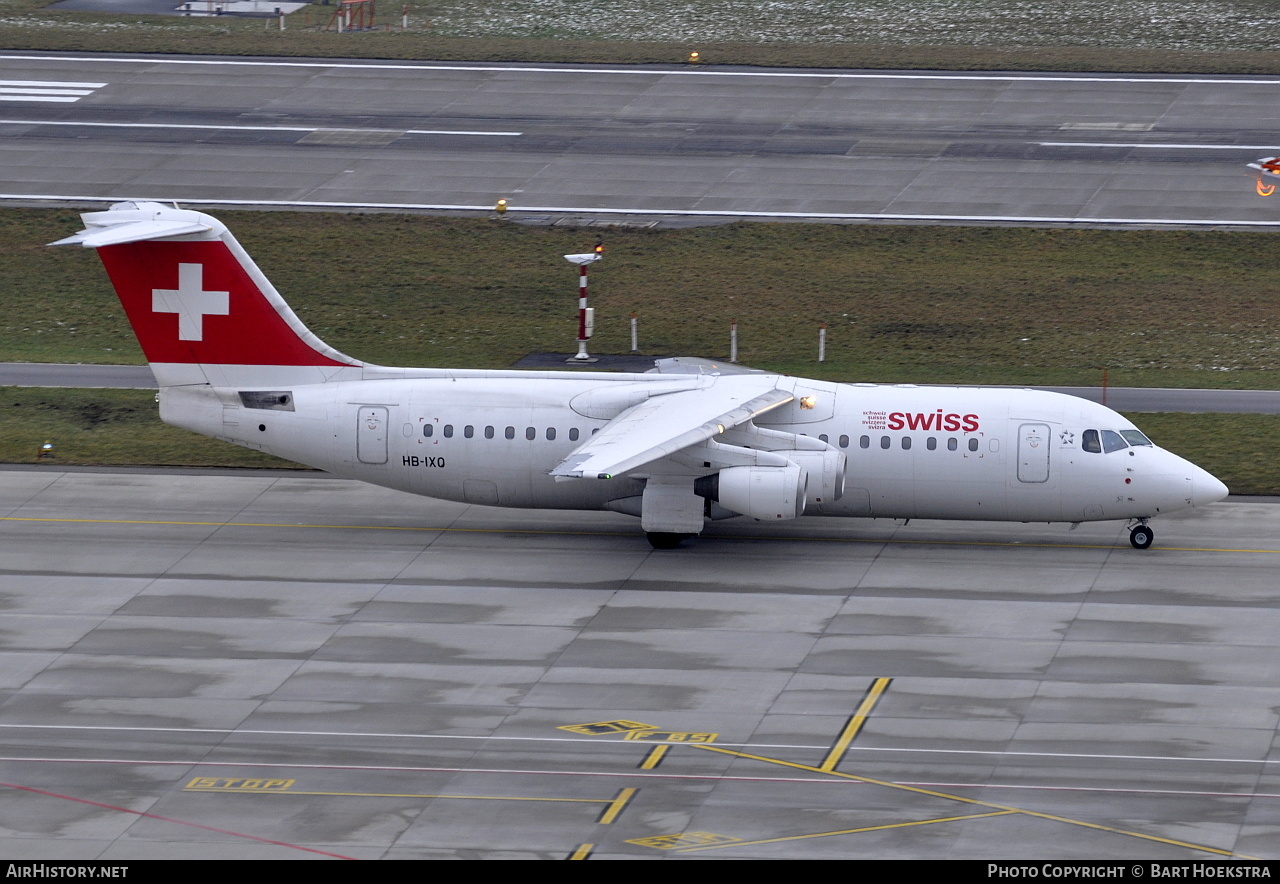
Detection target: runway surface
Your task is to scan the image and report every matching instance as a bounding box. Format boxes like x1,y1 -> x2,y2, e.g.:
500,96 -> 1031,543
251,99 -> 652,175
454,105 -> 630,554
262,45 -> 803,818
1,52 -> 1279,226
0,467 -> 1277,859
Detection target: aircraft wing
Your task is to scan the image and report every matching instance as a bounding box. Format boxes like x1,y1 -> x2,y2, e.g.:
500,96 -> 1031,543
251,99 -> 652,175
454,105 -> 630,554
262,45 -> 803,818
550,379 -> 794,479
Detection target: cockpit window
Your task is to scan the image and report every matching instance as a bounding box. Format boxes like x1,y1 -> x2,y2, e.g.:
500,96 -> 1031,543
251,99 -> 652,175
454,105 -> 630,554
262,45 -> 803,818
1081,429 -> 1101,453
1120,430 -> 1152,447
1101,430 -> 1129,453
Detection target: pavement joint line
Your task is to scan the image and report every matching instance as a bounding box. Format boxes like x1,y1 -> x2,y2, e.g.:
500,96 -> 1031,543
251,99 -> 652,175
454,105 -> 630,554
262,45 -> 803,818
689,744 -> 1250,858
4,55 -> 1280,86
820,677 -> 892,772
2,516 -> 1273,553
674,810 -> 1018,853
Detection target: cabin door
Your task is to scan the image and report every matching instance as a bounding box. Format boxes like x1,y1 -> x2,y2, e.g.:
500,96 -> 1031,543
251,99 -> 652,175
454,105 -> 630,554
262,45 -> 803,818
1016,423 -> 1051,483
357,406 -> 389,464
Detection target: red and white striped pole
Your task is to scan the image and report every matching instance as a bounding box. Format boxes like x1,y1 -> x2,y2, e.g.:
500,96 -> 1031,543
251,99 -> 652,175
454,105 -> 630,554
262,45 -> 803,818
576,262 -> 589,355
564,241 -> 603,362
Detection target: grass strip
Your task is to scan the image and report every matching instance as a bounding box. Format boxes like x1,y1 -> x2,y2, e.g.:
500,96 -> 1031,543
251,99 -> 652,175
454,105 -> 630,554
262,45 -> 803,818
8,208 -> 1280,390
1,1 -> 1279,75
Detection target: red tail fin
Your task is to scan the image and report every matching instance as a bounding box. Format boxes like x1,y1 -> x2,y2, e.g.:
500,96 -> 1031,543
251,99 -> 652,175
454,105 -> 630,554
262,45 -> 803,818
52,202 -> 359,384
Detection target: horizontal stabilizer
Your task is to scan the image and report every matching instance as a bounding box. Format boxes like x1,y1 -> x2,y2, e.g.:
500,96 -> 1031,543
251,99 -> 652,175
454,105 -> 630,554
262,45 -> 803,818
50,219 -> 212,248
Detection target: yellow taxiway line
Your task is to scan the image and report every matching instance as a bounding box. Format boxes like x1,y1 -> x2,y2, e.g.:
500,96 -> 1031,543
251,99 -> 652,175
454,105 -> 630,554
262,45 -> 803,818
820,677 -> 892,773
689,744 -> 1253,858
676,810 -> 1017,853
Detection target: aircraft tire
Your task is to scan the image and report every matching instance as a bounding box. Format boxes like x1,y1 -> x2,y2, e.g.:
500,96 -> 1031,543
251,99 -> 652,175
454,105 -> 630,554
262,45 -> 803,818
1129,525 -> 1154,550
646,532 -> 688,550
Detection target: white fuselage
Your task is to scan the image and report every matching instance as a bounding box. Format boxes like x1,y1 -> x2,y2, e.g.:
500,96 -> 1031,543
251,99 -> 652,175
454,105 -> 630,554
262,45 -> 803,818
159,371 -> 1222,525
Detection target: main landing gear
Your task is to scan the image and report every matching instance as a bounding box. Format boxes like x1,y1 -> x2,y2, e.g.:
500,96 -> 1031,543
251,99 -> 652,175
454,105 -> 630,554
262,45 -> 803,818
647,532 -> 694,550
1129,520 -> 1154,550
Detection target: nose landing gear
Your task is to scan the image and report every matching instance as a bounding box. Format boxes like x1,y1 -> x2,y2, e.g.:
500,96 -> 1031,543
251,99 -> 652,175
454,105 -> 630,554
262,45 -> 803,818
1129,519 -> 1154,550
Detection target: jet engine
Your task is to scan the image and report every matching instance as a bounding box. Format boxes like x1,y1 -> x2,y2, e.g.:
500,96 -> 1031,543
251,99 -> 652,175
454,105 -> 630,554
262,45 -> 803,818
785,447 -> 846,505
713,463 -> 808,521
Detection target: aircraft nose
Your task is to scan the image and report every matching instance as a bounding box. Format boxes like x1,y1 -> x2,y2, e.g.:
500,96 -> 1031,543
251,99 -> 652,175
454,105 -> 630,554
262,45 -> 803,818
1191,469 -> 1229,507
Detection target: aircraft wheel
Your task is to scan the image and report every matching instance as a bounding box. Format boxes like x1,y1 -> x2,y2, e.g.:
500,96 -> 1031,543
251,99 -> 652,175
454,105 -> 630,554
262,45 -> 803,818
1129,525 -> 1154,550
646,532 -> 687,550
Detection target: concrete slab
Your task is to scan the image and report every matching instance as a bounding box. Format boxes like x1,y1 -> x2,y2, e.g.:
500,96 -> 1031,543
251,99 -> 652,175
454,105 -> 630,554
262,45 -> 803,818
0,468 -> 1276,859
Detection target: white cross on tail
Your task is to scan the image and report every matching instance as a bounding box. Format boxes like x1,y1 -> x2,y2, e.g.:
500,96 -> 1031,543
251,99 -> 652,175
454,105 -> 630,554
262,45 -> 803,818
152,263 -> 229,341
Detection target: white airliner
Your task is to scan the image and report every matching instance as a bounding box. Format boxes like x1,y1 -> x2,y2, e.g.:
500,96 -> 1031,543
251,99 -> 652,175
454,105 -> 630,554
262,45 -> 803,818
54,201 -> 1228,550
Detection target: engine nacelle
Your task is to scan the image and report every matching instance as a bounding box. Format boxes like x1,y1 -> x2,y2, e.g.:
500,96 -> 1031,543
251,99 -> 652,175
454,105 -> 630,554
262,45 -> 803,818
716,463 -> 807,521
786,447 -> 846,505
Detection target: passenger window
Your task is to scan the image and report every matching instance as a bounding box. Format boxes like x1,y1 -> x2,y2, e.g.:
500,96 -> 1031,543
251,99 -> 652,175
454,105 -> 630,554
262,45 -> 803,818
1102,430 -> 1128,453
902,436 -> 911,450
484,426 -> 494,439
948,438 -> 957,451
525,427 -> 536,441
443,424 -> 454,438
968,438 -> 979,452
839,435 -> 849,448
592,428 -> 600,435
880,436 -> 890,449
547,427 -> 557,441
423,424 -> 433,438
569,428 -> 580,441
819,434 -> 829,443
505,426 -> 515,440
859,435 -> 870,449
464,425 -> 474,439
1081,429 -> 1101,453
927,437 -> 937,451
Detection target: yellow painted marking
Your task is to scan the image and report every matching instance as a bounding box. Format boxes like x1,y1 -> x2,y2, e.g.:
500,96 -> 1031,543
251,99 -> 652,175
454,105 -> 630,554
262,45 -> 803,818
185,777 -> 293,791
639,745 -> 670,770
185,786 -> 605,804
628,832 -> 741,850
559,720 -> 657,736
567,843 -> 594,860
820,677 -> 892,772
597,787 -> 637,825
689,744 -> 1244,858
677,810 -> 1016,853
3,517 -> 1273,555
623,730 -> 717,744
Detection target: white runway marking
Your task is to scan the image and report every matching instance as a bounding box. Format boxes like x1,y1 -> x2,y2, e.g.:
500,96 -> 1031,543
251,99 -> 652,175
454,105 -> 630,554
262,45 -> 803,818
4,755 -> 1277,802
0,118 -> 520,136
4,192 -> 1280,228
2,722 -> 1276,767
2,54 -> 1280,86
1041,141 -> 1280,150
0,79 -> 104,103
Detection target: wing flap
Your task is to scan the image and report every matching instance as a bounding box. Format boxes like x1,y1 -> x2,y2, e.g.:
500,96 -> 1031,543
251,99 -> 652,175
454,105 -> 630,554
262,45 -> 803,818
551,380 -> 793,479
